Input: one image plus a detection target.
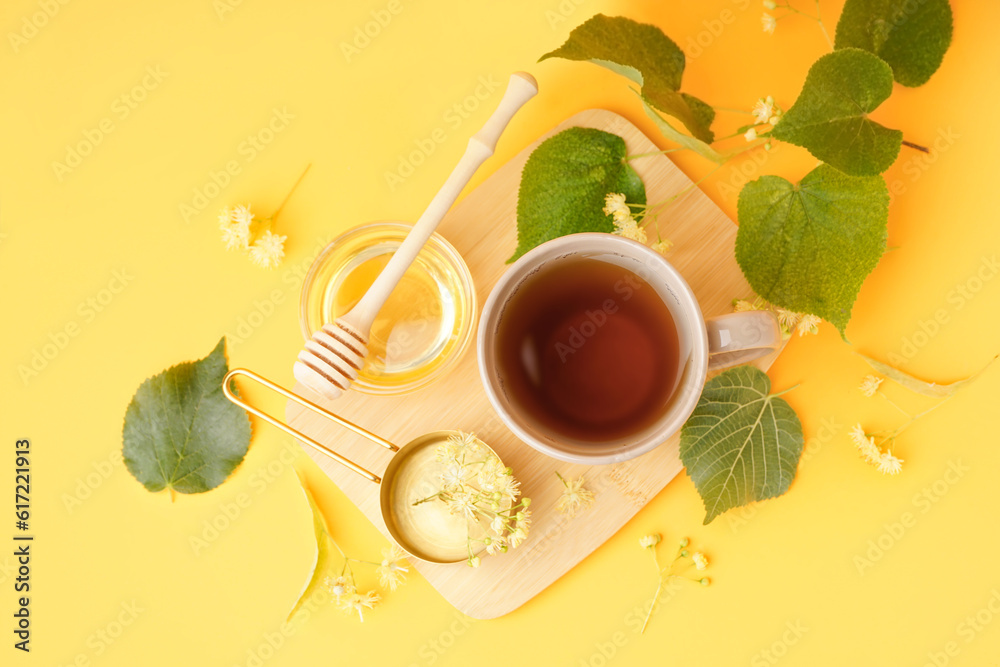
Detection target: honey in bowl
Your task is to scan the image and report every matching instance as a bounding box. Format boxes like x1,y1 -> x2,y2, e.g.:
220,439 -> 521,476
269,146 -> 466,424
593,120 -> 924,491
494,255 -> 680,442
300,222 -> 476,395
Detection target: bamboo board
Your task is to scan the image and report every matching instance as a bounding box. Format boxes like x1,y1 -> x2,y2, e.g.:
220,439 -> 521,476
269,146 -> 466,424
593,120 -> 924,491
286,109 -> 783,619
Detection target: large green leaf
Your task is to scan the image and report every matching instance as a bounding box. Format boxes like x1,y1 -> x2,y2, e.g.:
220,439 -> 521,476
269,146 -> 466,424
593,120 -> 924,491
680,366 -> 804,525
540,14 -> 715,143
770,49 -> 902,176
835,0 -> 953,87
509,126 -> 645,262
122,338 -> 251,494
736,164 -> 889,336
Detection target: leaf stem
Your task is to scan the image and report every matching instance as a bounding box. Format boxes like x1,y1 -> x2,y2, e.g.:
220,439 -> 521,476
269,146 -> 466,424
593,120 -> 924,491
640,579 -> 662,635
270,163 -> 313,224
641,545 -> 663,635
719,137 -> 771,161
813,0 -> 833,49
770,384 -> 800,399
902,140 -> 931,154
777,1 -> 833,49
624,147 -> 687,162
712,106 -> 754,115
641,163 -> 725,223
412,491 -> 445,506
884,393 -> 956,440
877,391 -> 912,418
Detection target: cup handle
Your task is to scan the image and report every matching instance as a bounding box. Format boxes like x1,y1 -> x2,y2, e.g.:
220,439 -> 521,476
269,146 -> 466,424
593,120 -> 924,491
705,311 -> 782,371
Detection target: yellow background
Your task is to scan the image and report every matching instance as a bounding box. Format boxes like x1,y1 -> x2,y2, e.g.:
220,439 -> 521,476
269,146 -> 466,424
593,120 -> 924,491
3,0 -> 999,665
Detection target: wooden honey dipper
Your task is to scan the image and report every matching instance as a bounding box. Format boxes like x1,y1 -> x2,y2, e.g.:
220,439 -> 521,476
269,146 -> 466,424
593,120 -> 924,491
294,72 -> 538,401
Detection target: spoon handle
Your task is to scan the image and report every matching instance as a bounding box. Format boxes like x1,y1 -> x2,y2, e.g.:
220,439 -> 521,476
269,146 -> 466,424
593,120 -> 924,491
341,72 -> 538,334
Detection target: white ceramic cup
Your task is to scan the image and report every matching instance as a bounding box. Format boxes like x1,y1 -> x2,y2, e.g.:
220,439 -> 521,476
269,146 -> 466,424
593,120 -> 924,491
477,233 -> 782,465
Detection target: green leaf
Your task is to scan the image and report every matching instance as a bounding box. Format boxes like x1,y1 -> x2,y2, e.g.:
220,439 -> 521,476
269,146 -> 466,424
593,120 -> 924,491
540,14 -> 715,143
835,0 -> 953,87
122,338 -> 251,494
859,354 -> 997,398
288,472 -> 336,620
638,96 -> 727,164
770,48 -> 902,176
509,126 -> 645,262
736,163 -> 889,336
680,366 -> 804,525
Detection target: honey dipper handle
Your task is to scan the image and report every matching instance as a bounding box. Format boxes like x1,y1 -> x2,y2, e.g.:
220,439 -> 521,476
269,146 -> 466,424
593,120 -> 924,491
341,72 -> 538,334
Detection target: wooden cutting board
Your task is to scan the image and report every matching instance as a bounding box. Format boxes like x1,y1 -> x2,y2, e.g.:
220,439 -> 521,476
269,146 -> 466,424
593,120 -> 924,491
285,109 -> 783,619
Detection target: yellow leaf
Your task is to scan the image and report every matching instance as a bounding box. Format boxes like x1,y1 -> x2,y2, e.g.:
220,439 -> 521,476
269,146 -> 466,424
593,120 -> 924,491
287,471 -> 336,621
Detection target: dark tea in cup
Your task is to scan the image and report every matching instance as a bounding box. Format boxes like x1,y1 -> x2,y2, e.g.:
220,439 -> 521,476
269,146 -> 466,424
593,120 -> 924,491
494,255 -> 681,442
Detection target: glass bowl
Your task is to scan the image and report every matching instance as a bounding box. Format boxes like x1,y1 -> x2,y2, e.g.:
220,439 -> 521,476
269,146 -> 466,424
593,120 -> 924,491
299,221 -> 476,396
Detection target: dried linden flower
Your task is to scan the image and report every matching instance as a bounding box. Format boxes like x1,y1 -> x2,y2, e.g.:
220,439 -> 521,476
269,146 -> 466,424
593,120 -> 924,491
325,575 -> 355,599
248,230 -> 287,269
613,216 -> 648,244
219,205 -> 252,251
338,590 -> 380,622
652,239 -> 673,255
555,472 -> 595,518
603,192 -> 631,221
752,98 -> 774,125
639,534 -> 661,549
762,12 -> 777,34
375,545 -> 409,591
796,314 -> 821,336
877,450 -> 904,476
849,423 -> 881,464
859,375 -> 884,398
416,431 -> 530,567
